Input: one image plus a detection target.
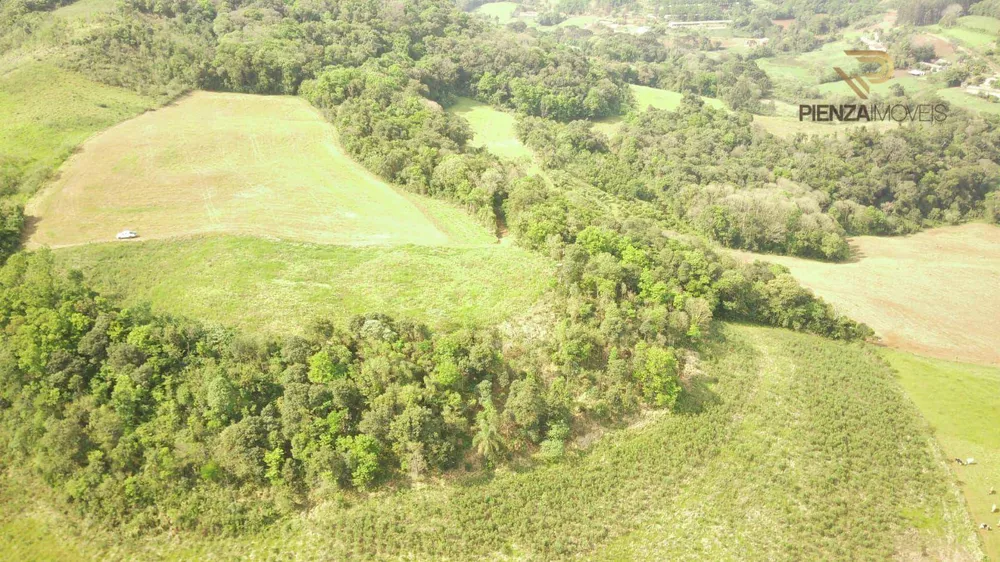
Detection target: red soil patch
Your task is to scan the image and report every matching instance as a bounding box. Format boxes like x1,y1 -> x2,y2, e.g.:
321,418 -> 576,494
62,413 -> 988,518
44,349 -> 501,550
773,18 -> 794,30
913,33 -> 956,58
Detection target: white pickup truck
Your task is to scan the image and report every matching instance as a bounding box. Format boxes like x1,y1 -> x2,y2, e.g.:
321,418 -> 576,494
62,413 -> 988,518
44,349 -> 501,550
116,230 -> 139,240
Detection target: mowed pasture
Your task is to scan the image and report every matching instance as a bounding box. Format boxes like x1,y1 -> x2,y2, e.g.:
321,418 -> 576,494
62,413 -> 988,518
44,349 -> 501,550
0,325 -> 976,560
27,92 -> 490,248
54,235 -> 552,334
0,63 -> 153,197
886,350 -> 1000,559
731,223 -> 1000,365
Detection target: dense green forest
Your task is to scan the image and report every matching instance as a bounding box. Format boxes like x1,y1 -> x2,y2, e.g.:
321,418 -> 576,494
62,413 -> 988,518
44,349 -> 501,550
0,0 -> 997,541
517,97 -> 1000,259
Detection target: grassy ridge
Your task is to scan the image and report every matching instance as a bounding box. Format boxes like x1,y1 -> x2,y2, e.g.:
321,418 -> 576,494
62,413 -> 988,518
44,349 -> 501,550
886,349 -> 1000,559
53,234 -> 553,334
0,325 -> 976,560
0,63 -> 154,199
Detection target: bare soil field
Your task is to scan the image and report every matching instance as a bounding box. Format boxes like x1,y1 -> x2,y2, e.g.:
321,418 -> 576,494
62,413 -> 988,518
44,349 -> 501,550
26,92 -> 492,248
732,223 -> 1000,365
913,33 -> 957,58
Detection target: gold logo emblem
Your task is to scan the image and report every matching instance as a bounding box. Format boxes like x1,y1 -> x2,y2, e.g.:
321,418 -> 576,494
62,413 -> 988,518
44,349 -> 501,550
834,50 -> 894,100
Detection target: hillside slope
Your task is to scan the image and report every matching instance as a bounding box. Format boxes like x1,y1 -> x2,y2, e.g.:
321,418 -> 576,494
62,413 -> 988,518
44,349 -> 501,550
730,224 -> 1000,365
53,234 -> 553,333
0,325 -> 978,560
26,92 -> 491,248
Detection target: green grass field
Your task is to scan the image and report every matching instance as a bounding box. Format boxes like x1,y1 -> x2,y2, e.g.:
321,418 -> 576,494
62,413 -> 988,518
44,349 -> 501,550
471,2 -> 518,24
593,85 -> 727,138
52,0 -> 116,20
0,62 -> 154,199
53,234 -> 552,334
0,325 -> 976,560
756,39 -> 855,90
938,86 -> 1000,114
958,15 -> 1000,34
758,39 -> 942,101
27,91 -> 490,248
449,97 -> 534,162
885,350 -> 1000,559
730,224 -> 1000,366
929,23 -> 997,49
632,84 -> 727,111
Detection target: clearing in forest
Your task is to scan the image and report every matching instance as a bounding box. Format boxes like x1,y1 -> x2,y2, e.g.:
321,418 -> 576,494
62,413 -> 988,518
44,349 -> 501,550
471,2 -> 518,24
632,84 -> 727,112
449,97 -> 534,162
26,92 -> 492,248
731,223 -> 1000,365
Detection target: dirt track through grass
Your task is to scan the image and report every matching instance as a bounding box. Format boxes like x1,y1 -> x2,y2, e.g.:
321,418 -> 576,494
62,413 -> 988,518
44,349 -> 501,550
26,92 -> 492,248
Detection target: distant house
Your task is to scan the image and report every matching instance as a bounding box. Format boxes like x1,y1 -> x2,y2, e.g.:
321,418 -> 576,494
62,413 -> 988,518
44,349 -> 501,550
746,37 -> 770,48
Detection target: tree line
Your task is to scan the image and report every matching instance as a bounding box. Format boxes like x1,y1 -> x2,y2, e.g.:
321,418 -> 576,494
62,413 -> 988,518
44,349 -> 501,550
517,94 -> 1000,261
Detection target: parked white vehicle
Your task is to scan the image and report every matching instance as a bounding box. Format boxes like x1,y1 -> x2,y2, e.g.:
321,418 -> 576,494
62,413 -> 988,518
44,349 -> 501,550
116,230 -> 139,240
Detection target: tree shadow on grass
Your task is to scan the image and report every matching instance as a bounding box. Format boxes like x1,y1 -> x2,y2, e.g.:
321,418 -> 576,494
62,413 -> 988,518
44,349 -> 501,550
674,372 -> 721,416
845,241 -> 867,264
19,215 -> 40,247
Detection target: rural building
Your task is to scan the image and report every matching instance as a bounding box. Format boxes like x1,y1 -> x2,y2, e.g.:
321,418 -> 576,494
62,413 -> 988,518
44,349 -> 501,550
667,20 -> 731,29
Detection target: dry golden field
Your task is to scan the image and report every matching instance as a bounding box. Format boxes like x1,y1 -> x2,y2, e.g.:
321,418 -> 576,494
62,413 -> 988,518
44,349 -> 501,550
732,223 -> 1000,365
26,92 -> 493,248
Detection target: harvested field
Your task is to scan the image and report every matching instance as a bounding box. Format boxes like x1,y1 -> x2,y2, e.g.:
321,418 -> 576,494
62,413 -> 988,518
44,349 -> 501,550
731,223 -> 1000,365
26,92 -> 491,248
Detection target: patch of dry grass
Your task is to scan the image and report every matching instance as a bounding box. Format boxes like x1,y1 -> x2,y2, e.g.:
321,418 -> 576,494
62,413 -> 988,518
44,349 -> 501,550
26,92 -> 494,248
730,223 -> 1000,365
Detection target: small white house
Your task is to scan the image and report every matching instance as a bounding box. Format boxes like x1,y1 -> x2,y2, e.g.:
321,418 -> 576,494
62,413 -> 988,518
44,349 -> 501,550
116,230 -> 138,240
909,69 -> 926,77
